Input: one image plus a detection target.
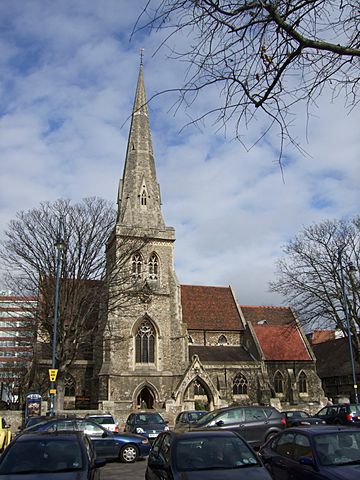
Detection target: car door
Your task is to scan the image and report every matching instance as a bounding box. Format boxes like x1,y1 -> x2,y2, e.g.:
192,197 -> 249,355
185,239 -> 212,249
76,420 -> 118,459
210,408 -> 244,432
315,406 -> 339,424
241,407 -> 268,445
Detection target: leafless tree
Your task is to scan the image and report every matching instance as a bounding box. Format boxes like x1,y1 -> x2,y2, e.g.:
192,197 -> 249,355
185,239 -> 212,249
0,197 -> 149,407
270,215 -> 360,360
137,1 -> 360,161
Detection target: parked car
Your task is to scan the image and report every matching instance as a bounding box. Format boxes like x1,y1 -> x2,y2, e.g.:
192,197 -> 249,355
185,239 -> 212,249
282,410 -> 326,427
314,404 -> 360,426
174,410 -> 208,431
23,414 -> 76,430
191,405 -> 286,448
0,431 -> 106,479
25,417 -> 150,463
258,425 -> 360,479
124,412 -> 169,443
146,429 -> 272,480
0,417 -> 11,453
85,414 -> 119,433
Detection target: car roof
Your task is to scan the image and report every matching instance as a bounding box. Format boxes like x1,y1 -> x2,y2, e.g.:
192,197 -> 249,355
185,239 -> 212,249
284,425 -> 360,435
16,431 -> 85,442
169,429 -> 241,440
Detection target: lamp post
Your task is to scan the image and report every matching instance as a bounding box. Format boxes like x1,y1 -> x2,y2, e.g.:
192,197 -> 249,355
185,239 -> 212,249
49,223 -> 66,416
338,247 -> 358,403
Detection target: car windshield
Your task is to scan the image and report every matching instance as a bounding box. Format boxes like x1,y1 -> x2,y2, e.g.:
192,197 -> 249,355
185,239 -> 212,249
175,435 -> 259,471
135,413 -> 165,424
193,410 -> 219,425
349,405 -> 360,413
0,438 -> 83,474
188,412 -> 207,422
314,431 -> 360,466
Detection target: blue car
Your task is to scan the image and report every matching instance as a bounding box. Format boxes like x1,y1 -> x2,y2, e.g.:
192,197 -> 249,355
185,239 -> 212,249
0,431 -> 106,479
258,425 -> 360,479
25,417 -> 150,463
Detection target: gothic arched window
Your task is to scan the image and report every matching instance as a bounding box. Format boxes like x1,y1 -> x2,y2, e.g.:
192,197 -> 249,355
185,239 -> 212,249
64,374 -> 76,397
135,319 -> 155,363
132,253 -> 143,279
141,189 -> 147,205
233,373 -> 248,395
217,334 -> 228,345
299,371 -> 307,393
148,253 -> 159,280
274,371 -> 284,393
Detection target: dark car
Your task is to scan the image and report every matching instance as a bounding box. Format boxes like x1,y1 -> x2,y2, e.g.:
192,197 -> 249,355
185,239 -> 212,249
25,417 -> 150,463
191,405 -> 286,448
146,429 -> 272,480
124,412 -> 169,443
259,425 -> 360,480
282,410 -> 326,427
314,404 -> 360,426
174,410 -> 208,432
0,431 -> 106,479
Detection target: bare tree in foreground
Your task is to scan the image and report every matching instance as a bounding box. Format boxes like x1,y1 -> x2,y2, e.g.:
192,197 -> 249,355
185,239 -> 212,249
138,1 -> 360,160
0,197 -> 148,406
270,216 -> 360,360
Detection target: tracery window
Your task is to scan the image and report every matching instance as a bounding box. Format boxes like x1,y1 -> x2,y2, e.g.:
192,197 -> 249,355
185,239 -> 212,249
217,334 -> 227,345
233,373 -> 248,395
148,254 -> 159,280
274,371 -> 284,394
64,374 -> 76,397
298,371 -> 307,393
132,253 -> 143,279
141,189 -> 147,205
135,319 -> 155,363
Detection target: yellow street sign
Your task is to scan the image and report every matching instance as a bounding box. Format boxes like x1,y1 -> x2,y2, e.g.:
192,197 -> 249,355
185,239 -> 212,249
49,369 -> 58,382
49,389 -> 56,395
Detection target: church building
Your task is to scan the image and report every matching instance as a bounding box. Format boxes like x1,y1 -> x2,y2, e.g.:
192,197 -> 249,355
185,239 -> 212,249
93,64 -> 325,416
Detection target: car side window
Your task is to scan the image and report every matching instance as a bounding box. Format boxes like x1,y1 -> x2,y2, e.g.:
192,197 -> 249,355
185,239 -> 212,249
127,415 -> 133,425
151,433 -> 164,457
244,408 -> 266,422
217,408 -> 243,424
316,407 -> 328,418
293,434 -> 312,461
159,434 -> 171,463
77,421 -> 104,435
55,421 -> 75,431
274,432 -> 296,458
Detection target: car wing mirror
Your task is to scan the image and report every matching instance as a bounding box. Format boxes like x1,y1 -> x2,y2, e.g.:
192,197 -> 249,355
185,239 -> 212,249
216,420 -> 224,426
102,431 -> 108,438
299,457 -> 315,468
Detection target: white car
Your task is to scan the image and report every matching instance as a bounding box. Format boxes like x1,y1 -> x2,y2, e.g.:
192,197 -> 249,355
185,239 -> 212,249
85,414 -> 119,432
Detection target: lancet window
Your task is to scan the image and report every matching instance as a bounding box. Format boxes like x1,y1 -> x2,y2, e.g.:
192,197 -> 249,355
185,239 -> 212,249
135,319 -> 155,363
148,254 -> 159,280
298,371 -> 307,393
64,374 -> 76,397
217,334 -> 228,345
132,253 -> 143,279
274,371 -> 284,393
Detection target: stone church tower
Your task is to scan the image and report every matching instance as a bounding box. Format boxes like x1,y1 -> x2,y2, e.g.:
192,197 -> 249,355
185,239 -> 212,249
98,64 -> 188,410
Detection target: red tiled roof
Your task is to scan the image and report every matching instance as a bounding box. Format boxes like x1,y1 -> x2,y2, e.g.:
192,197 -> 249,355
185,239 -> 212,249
309,330 -> 335,345
241,305 -> 294,326
252,324 -> 311,361
181,285 -> 244,331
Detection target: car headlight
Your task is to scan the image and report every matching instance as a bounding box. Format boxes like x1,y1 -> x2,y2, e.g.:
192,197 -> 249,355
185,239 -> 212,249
164,426 -> 169,431
136,427 -> 145,433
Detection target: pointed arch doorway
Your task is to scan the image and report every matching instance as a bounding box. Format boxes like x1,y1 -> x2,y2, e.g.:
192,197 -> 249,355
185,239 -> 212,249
137,386 -> 154,409
184,377 -> 212,411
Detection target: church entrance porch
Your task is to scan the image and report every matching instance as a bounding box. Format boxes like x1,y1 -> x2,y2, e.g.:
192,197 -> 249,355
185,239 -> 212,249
137,386 -> 154,409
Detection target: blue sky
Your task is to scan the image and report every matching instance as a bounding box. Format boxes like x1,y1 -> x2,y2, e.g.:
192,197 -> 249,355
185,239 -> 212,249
0,0 -> 359,305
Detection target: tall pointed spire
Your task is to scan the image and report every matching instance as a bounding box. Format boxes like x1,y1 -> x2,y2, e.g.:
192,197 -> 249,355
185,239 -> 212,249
117,63 -> 165,230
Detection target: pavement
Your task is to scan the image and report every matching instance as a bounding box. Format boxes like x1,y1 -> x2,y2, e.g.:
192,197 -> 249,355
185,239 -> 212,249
100,458 -> 147,480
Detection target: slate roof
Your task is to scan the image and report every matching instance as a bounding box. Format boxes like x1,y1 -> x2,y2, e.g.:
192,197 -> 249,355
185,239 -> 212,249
189,345 -> 253,363
312,336 -> 360,377
242,306 -> 312,361
181,285 -> 244,331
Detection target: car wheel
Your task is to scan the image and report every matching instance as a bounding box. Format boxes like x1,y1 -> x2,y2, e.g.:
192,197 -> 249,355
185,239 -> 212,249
119,444 -> 138,463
